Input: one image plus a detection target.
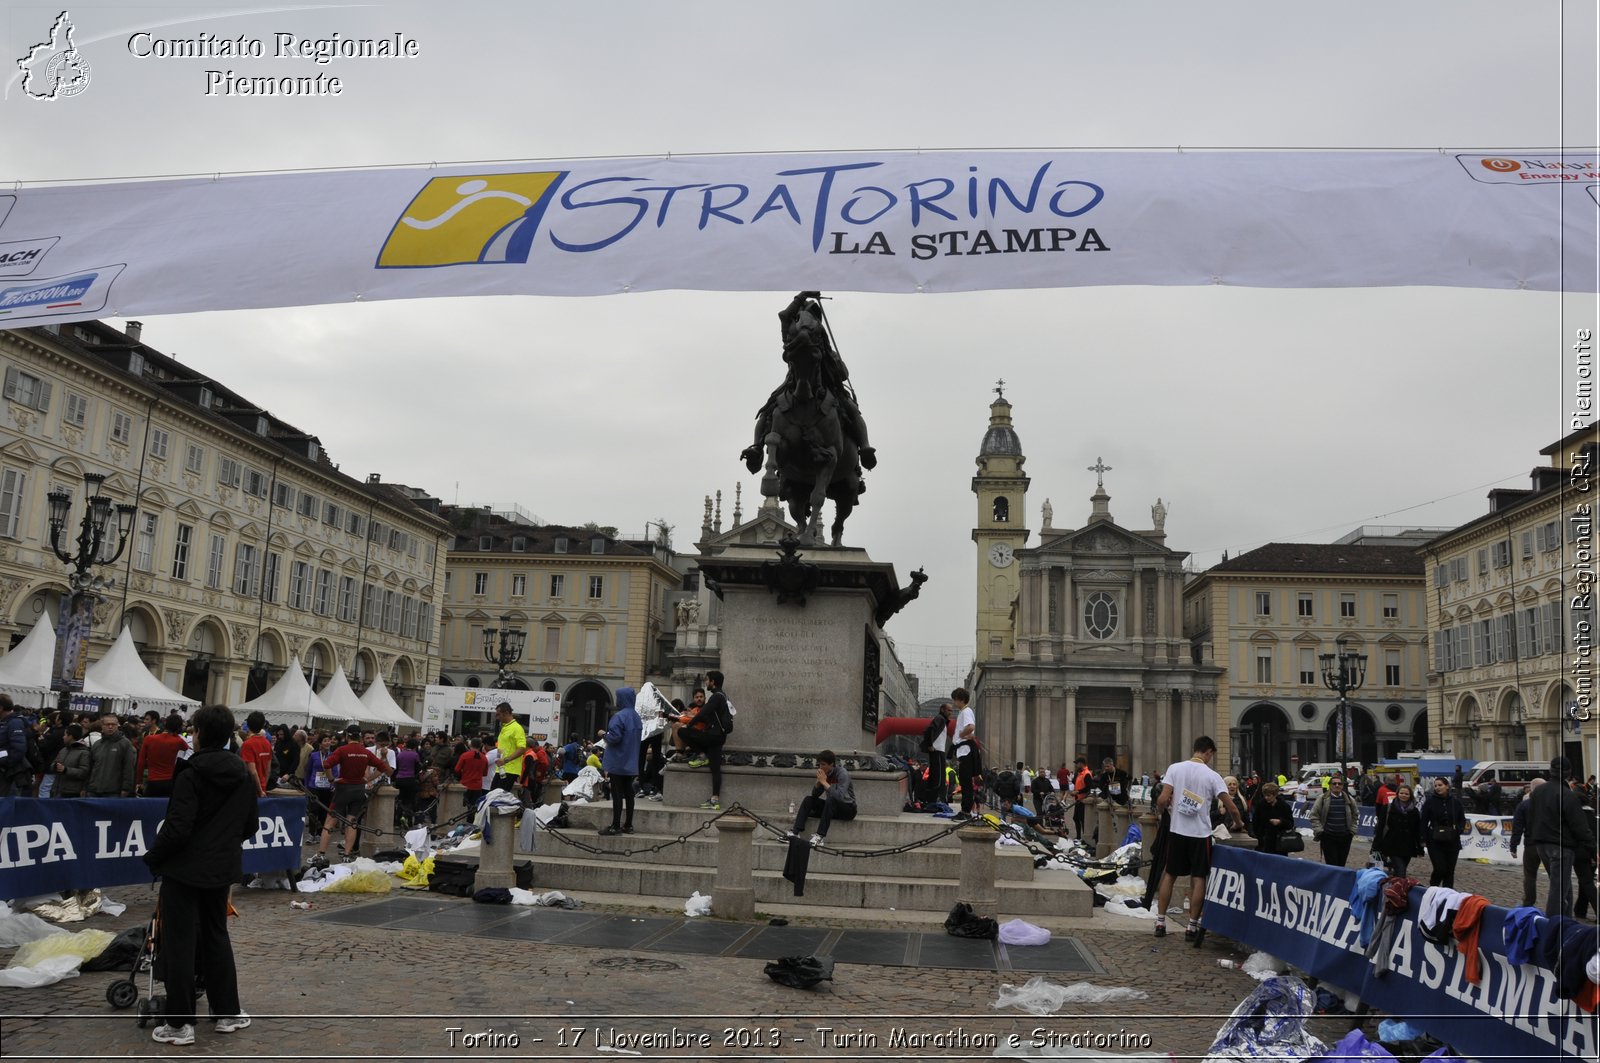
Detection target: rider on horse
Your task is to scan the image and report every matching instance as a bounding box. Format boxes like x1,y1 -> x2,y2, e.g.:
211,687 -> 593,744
741,291 -> 876,475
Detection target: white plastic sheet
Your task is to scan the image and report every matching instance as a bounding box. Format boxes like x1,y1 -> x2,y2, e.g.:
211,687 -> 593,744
993,976 -> 1148,1016
1242,951 -> 1288,981
0,912 -> 67,948
998,919 -> 1052,946
684,891 -> 713,917
0,954 -> 83,988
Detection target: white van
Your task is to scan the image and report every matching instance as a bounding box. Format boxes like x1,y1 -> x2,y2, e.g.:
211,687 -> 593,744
1463,761 -> 1550,807
1285,763 -> 1353,798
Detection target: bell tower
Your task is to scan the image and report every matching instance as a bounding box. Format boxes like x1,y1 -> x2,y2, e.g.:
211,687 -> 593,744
972,381 -> 1029,662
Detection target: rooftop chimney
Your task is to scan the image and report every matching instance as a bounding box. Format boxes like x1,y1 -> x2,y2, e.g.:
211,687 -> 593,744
125,321 -> 142,343
367,473 -> 381,485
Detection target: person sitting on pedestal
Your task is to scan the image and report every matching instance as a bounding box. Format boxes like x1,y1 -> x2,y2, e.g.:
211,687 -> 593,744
788,750 -> 857,847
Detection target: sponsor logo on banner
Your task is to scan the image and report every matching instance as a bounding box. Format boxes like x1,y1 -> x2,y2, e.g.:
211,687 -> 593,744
1457,153 -> 1600,185
17,11 -> 92,101
376,173 -> 568,267
0,264 -> 125,319
0,237 -> 60,277
375,159 -> 1111,269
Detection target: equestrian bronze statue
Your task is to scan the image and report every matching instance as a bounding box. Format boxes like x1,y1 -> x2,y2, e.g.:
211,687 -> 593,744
741,291 -> 876,547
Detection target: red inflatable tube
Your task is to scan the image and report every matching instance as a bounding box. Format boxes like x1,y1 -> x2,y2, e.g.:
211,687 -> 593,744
873,716 -> 951,746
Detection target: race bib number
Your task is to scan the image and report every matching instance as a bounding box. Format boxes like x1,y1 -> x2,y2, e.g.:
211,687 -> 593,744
1110,783 -> 1122,795
1177,788 -> 1204,817
312,770 -> 330,789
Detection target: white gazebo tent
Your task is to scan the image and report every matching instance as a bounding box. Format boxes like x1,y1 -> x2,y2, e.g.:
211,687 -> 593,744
0,615 -> 59,707
358,671 -> 418,733
85,627 -> 200,715
315,665 -> 390,730
234,654 -> 337,728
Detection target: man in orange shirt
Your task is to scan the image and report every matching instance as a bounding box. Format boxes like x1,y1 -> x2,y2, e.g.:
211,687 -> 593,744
135,714 -> 189,798
238,711 -> 274,795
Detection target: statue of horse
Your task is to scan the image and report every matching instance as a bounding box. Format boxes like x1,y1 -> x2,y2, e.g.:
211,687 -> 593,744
758,369 -> 863,548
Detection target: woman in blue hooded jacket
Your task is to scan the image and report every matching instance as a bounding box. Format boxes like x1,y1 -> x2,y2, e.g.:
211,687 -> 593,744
599,687 -> 642,836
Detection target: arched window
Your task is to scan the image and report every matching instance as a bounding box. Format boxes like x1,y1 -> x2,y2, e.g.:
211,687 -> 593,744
993,496 -> 1010,523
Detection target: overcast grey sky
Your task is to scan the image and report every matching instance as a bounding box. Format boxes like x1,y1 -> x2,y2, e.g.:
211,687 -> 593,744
4,1 -> 1596,683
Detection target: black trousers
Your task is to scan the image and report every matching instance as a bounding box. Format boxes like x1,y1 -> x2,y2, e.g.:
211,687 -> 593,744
956,750 -> 982,814
609,774 -> 636,828
792,791 -> 856,838
638,734 -> 665,794
925,749 -> 947,803
678,729 -> 725,796
1427,840 -> 1460,888
1320,831 -> 1353,868
157,878 -> 241,1028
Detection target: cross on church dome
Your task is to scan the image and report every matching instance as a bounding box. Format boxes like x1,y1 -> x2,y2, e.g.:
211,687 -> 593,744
1087,456 -> 1112,488
994,378 -> 1006,399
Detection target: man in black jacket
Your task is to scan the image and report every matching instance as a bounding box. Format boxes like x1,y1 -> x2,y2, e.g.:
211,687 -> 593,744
143,704 -> 259,1047
1528,756 -> 1598,918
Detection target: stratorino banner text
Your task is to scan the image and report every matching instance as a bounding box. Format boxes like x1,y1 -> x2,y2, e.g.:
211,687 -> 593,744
0,150 -> 1594,326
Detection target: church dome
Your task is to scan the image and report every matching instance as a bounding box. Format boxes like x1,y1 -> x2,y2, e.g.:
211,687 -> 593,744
979,393 -> 1021,456
980,422 -> 1022,457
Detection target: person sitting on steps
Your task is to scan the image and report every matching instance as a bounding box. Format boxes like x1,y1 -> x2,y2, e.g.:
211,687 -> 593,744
787,750 -> 857,847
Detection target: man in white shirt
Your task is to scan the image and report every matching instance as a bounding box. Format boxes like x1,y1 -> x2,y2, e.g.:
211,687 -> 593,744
1153,735 -> 1240,942
951,688 -> 982,821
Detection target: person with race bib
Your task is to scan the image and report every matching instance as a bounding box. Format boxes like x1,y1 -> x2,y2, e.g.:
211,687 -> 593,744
1153,735 -> 1240,942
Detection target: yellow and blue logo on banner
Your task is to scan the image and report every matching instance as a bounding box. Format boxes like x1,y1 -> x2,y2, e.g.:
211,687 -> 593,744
376,172 -> 566,268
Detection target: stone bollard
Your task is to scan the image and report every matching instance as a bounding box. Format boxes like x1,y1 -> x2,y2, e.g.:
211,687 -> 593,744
363,786 -> 397,857
957,824 -> 999,915
1095,798 -> 1114,858
1112,802 -> 1132,851
440,782 -> 466,825
712,812 -> 756,921
473,804 -> 520,891
1138,810 -> 1158,871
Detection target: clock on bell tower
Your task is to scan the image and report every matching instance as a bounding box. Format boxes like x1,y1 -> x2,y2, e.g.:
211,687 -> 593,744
972,381 -> 1029,662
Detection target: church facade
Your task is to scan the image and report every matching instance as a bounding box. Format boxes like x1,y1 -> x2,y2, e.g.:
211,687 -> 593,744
969,390 -> 1219,777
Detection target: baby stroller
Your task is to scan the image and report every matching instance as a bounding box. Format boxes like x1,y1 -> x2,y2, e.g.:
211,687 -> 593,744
104,902 -> 204,1027
1038,792 -> 1068,834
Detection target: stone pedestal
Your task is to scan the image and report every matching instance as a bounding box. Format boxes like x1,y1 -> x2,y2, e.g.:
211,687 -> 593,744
693,542 -> 921,811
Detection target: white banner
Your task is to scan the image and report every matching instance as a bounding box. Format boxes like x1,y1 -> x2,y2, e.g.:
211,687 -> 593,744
0,149 -> 1594,326
421,686 -> 558,742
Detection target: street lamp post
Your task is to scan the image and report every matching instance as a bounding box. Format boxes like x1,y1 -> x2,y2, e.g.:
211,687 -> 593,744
45,472 -> 137,714
1319,637 -> 1368,786
481,615 -> 526,689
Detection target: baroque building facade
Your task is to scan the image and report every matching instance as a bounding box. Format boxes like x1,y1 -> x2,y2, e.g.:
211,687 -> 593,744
1421,427 -> 1597,778
435,505 -> 684,741
1181,536 -> 1430,778
969,390 -> 1215,776
0,320 -> 448,714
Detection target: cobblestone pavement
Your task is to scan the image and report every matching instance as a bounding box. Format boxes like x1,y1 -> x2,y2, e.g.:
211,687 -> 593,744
0,836 -> 1575,1062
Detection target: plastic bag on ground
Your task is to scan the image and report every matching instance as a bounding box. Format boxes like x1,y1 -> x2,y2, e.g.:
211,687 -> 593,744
1242,950 -> 1288,980
320,868 -> 393,894
0,954 -> 84,988
763,954 -> 834,989
1199,974 -> 1325,1062
945,901 -> 999,940
684,890 -> 713,917
404,826 -> 431,854
993,975 -> 1149,1016
0,912 -> 67,948
81,925 -> 147,972
10,927 -> 115,969
999,918 -> 1052,946
96,895 -> 126,917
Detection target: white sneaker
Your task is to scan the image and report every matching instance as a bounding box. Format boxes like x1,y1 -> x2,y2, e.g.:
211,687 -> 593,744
152,1024 -> 195,1045
809,833 -> 825,847
785,829 -> 798,840
215,1012 -> 251,1033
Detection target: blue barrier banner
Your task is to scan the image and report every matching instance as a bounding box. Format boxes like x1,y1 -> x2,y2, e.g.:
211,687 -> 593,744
1203,846 -> 1597,1061
1290,798 -> 1377,838
0,797 -> 304,899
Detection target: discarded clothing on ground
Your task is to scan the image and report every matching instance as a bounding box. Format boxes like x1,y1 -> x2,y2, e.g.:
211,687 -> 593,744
992,975 -> 1148,1016
473,887 -> 512,904
944,901 -> 998,940
763,954 -> 834,989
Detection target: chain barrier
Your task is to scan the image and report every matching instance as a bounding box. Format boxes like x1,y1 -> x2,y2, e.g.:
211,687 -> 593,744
533,800 -> 1001,859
